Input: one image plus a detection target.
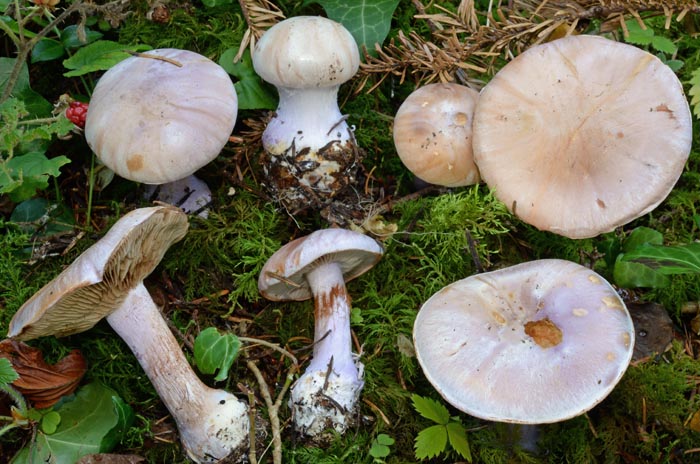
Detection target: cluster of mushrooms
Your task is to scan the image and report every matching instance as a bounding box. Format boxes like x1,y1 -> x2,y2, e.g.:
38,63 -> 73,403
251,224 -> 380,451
5,14 -> 695,464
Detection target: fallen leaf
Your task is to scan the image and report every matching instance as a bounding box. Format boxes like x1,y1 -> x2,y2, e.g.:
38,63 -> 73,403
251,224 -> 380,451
0,339 -> 87,408
76,454 -> 146,464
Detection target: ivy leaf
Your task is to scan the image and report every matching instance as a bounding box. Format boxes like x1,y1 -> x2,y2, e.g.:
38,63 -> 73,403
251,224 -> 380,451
63,40 -> 152,77
12,383 -> 134,464
411,394 -> 450,425
306,0 -> 400,57
0,358 -> 19,385
446,421 -> 472,461
194,327 -> 241,381
218,48 -> 277,110
414,424 -> 447,460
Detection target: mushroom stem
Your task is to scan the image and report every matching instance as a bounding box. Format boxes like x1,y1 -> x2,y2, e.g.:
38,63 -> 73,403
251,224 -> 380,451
106,283 -> 249,463
263,87 -> 350,155
289,261 -> 364,438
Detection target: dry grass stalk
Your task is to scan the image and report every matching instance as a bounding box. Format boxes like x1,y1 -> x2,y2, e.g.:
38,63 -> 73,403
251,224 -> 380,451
357,0 -> 700,91
235,0 -> 285,62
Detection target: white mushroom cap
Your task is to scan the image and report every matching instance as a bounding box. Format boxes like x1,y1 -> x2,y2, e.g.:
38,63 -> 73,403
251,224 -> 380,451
85,49 -> 238,184
393,83 -> 480,187
258,228 -> 384,301
252,16 -> 360,89
472,35 -> 692,239
413,259 -> 635,424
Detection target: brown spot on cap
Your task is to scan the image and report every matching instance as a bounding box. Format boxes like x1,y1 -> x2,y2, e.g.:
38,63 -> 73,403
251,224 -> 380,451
654,104 -> 675,119
524,318 -> 563,348
127,154 -> 145,172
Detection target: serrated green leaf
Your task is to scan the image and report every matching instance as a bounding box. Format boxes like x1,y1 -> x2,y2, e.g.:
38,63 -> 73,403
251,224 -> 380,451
40,411 -> 61,435
219,48 -> 277,110
12,383 -> 133,464
63,40 -> 152,77
31,39 -> 65,63
414,424 -> 447,459
688,67 -> 700,119
194,327 -> 241,381
411,394 -> 450,424
446,421 -> 472,461
0,358 -> 19,385
624,20 -> 653,46
650,36 -> 677,54
307,0 -> 400,57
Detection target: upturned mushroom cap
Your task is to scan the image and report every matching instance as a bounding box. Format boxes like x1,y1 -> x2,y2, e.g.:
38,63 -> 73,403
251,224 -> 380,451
8,206 -> 188,340
393,83 -> 480,187
472,35 -> 692,239
85,48 -> 238,184
252,16 -> 360,89
413,259 -> 635,424
258,228 -> 383,301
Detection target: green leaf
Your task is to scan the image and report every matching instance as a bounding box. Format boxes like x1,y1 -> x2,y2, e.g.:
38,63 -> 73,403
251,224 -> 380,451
446,421 -> 472,461
194,327 -> 241,381
623,226 -> 663,252
32,39 -> 65,63
219,48 -> 277,110
0,58 -> 52,117
624,20 -> 653,46
63,40 -> 152,77
414,424 -> 447,460
10,197 -> 76,236
411,394 -> 450,425
613,259 -> 669,288
40,411 -> 61,435
100,394 -> 135,450
60,24 -> 103,49
0,358 -> 19,385
650,35 -> 677,54
619,243 -> 700,276
12,383 -> 134,464
689,66 -> 700,119
375,433 -> 394,446
0,152 -> 71,202
200,0 -> 233,6
306,0 -> 400,57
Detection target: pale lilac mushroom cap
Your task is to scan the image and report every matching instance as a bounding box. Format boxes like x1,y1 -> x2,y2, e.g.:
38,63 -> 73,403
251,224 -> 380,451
85,48 -> 238,185
413,259 -> 635,424
472,35 -> 692,239
393,83 -> 481,187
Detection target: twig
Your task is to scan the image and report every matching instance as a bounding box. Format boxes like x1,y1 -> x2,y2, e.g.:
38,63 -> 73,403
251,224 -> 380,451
239,382 -> 258,464
125,51 -> 183,67
239,336 -> 298,365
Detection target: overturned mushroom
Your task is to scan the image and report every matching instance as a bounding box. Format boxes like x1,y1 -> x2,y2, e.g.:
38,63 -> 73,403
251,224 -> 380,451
252,16 -> 361,211
414,259 -> 635,424
258,228 -> 383,439
7,206 -> 248,463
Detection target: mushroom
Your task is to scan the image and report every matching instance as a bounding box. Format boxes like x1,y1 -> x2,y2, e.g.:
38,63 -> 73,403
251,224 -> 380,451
85,48 -> 238,215
393,83 -> 480,187
413,259 -> 635,424
252,16 -> 361,211
472,35 -> 692,239
258,228 -> 383,439
7,206 -> 249,463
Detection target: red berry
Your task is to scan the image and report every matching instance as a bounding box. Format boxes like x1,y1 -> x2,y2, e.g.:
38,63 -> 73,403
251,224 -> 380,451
66,101 -> 89,128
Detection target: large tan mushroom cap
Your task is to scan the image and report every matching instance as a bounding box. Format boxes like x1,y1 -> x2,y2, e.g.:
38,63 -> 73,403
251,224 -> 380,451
472,35 -> 692,239
8,206 -> 188,340
413,259 -> 635,424
85,49 -> 238,184
393,83 -> 480,187
258,228 -> 384,302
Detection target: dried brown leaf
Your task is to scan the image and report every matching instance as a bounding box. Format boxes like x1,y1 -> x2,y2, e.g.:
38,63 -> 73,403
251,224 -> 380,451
0,339 -> 87,409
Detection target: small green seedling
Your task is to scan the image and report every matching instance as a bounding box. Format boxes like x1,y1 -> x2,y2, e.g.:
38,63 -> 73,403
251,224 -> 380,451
600,227 -> 700,288
412,394 -> 471,461
622,19 -> 683,71
369,433 -> 395,462
194,327 -> 241,381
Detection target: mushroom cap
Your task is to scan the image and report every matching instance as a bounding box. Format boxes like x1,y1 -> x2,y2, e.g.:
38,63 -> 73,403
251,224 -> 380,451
8,206 -> 188,340
85,48 -> 238,184
393,83 -> 480,187
413,259 -> 635,424
252,16 -> 360,89
472,35 -> 692,239
258,229 -> 383,301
